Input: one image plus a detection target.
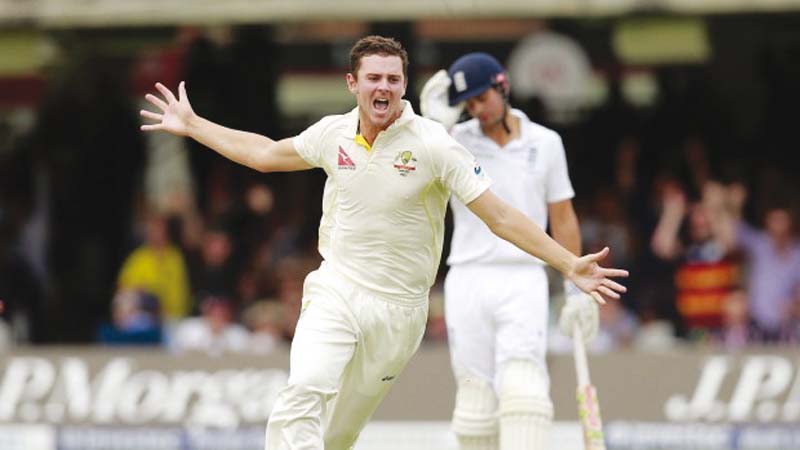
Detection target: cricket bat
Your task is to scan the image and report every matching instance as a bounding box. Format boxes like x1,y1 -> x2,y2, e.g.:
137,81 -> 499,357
572,323 -> 606,450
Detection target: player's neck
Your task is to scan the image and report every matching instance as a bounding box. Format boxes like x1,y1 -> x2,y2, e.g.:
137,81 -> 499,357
357,108 -> 403,147
481,113 -> 520,148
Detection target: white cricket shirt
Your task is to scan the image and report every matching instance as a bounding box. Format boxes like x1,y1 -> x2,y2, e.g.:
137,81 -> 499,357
293,101 -> 491,300
447,109 -> 574,266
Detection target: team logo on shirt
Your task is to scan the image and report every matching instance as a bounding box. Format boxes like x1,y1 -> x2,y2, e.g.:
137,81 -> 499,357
527,147 -> 538,168
393,150 -> 417,176
473,162 -> 482,175
338,146 -> 356,170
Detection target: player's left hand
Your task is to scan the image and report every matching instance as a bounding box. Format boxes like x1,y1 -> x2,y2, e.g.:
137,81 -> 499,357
559,281 -> 599,343
566,247 -> 628,305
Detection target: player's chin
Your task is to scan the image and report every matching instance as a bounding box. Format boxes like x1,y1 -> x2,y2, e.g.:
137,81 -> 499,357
479,116 -> 499,127
369,107 -> 394,125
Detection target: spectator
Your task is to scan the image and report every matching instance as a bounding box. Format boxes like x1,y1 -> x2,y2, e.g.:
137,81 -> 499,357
718,289 -> 750,348
242,299 -> 285,354
651,180 -> 739,339
237,183 -> 276,264
171,294 -> 250,356
117,211 -> 191,322
97,289 -> 162,345
0,300 -> 10,351
274,257 -> 312,340
719,183 -> 800,343
188,222 -> 238,311
236,262 -> 272,307
549,293 -> 639,353
593,297 -> 639,352
580,187 -> 635,270
0,229 -> 46,345
786,286 -> 800,343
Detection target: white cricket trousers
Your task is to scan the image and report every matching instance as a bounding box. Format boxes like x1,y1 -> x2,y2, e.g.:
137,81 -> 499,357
265,262 -> 429,450
444,264 -> 549,388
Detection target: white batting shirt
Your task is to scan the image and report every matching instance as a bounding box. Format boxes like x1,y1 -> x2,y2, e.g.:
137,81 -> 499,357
447,109 -> 574,266
293,101 -> 491,300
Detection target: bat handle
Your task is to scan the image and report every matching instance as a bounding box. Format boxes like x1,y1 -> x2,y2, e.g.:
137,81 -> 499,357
572,323 -> 590,386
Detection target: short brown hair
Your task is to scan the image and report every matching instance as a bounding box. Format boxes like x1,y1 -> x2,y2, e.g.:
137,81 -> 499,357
349,35 -> 408,79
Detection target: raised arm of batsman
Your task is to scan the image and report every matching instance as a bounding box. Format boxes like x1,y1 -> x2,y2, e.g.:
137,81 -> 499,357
420,70 -> 465,129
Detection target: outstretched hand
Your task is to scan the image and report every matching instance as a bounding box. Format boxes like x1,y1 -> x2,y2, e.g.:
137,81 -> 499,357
140,82 -> 195,136
567,247 -> 628,305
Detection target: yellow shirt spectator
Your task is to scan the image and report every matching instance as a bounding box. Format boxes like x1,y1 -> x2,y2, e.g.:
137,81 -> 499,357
118,239 -> 190,321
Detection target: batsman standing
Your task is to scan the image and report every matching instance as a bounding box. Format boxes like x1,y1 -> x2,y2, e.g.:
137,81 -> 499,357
141,36 -> 626,450
421,53 -> 601,450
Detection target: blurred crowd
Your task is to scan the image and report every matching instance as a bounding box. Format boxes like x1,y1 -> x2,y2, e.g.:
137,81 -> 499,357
550,135 -> 800,353
1,28 -> 799,355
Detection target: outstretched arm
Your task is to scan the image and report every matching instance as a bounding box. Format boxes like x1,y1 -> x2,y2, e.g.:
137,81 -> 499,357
467,190 -> 627,304
140,82 -> 312,173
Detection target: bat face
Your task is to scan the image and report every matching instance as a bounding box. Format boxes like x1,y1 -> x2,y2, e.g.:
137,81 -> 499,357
572,323 -> 605,450
577,384 -> 606,450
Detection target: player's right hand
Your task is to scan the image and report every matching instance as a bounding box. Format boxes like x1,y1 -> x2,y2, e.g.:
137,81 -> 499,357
140,81 -> 196,136
420,70 -> 464,130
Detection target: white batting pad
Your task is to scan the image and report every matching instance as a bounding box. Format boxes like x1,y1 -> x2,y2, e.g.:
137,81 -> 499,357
452,377 -> 499,450
498,360 -> 553,450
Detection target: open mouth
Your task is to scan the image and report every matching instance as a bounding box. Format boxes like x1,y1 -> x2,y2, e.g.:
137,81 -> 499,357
373,98 -> 390,112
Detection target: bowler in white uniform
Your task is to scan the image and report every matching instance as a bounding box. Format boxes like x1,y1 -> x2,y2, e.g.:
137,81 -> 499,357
142,37 -> 627,450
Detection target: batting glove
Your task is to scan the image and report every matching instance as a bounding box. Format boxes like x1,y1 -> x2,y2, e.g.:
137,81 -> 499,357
420,70 -> 464,130
559,280 -> 599,344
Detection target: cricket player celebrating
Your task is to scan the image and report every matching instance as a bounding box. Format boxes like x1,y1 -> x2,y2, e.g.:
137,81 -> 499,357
421,52 -> 601,450
141,36 -> 626,450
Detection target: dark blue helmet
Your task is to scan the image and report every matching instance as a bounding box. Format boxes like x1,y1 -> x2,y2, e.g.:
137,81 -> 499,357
447,52 -> 509,106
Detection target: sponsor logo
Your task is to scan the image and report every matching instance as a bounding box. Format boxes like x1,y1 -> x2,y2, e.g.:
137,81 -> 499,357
453,71 -> 467,93
381,375 -> 396,382
664,355 -> 800,423
338,146 -> 356,170
300,299 -> 311,316
393,151 -> 417,176
0,357 -> 288,426
473,162 -> 483,175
